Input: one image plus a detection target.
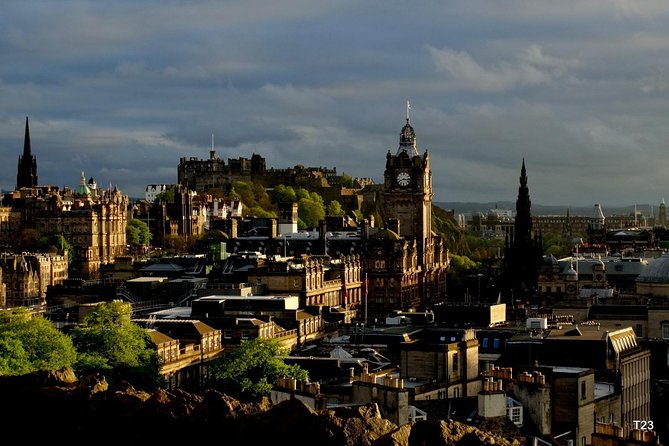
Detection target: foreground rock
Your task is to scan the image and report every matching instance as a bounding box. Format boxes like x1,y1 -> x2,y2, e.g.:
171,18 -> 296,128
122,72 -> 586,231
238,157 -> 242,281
0,369 -> 518,446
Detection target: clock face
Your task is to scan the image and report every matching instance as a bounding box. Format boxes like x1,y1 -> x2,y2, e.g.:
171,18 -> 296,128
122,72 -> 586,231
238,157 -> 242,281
396,172 -> 411,187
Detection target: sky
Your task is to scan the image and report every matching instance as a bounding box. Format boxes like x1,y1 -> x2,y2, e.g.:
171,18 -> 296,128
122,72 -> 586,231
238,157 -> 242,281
2,1 -> 669,207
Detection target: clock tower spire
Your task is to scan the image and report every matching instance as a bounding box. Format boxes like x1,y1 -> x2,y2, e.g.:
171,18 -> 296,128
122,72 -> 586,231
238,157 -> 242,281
382,113 -> 433,266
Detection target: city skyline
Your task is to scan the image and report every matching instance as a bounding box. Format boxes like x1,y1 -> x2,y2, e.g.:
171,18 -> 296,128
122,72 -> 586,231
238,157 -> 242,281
2,1 -> 669,206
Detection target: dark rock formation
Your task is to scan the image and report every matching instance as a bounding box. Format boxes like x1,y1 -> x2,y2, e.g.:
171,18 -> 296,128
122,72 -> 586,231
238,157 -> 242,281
0,369 -> 518,446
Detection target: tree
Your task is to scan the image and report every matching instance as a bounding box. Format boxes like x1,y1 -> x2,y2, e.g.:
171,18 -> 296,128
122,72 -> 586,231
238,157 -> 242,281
271,184 -> 297,203
155,188 -> 175,203
208,338 -> 308,401
35,234 -> 72,253
0,308 -> 76,376
298,196 -> 325,229
327,200 -> 345,217
127,219 -> 151,247
70,301 -> 159,389
340,172 -> 354,188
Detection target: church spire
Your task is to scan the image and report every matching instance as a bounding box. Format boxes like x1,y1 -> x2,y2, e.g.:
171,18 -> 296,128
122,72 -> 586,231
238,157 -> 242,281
16,116 -> 38,189
23,116 -> 31,157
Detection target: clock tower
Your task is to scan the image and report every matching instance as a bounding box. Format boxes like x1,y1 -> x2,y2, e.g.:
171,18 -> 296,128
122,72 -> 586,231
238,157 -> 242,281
382,117 -> 433,266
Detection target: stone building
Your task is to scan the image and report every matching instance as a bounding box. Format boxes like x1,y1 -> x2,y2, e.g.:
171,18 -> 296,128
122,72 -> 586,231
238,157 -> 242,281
502,365 -> 622,446
501,325 -> 651,434
398,327 -> 480,399
363,117 -> 449,319
1,120 -> 129,279
0,252 -> 67,307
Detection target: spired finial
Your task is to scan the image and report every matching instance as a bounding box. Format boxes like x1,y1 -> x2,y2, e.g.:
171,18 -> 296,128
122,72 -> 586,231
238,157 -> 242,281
406,100 -> 411,122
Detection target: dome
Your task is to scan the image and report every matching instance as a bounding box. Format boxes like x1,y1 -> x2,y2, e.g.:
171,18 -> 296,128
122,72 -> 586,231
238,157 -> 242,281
563,262 -> 578,279
74,171 -> 91,197
396,118 -> 419,156
637,254 -> 669,283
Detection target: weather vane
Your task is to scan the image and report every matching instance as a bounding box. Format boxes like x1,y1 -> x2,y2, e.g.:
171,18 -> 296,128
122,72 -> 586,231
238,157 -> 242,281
406,100 -> 411,121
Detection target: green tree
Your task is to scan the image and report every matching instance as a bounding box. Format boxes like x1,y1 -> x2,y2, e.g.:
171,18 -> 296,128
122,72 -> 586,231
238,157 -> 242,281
70,301 -> 159,389
208,338 -> 308,401
340,172 -> 354,188
327,200 -> 345,217
446,253 -> 481,299
296,188 -> 311,201
0,308 -> 76,376
298,196 -> 326,229
35,234 -> 72,254
127,219 -> 152,247
155,188 -> 175,203
271,184 -> 297,203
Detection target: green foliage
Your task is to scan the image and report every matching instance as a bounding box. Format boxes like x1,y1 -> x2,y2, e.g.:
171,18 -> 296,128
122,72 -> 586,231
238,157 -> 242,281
353,209 -> 363,221
298,195 -> 326,229
230,181 -> 276,217
446,254 -> 484,299
127,219 -> 152,246
70,301 -> 160,389
248,206 -> 276,218
208,338 -> 308,401
327,200 -> 345,217
271,184 -> 297,203
155,188 -> 175,203
340,172 -> 354,188
35,234 -> 72,254
449,253 -> 479,271
464,235 -> 504,262
296,188 -> 311,201
431,205 -> 469,254
0,308 -> 76,376
545,244 -> 566,258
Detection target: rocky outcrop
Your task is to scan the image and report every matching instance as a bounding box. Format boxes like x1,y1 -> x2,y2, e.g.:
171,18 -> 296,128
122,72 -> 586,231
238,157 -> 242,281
0,369 -> 518,446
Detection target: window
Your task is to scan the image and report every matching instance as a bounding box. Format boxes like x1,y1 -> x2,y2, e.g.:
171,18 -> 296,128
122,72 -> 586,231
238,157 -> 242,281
482,338 -> 489,348
493,338 -> 500,349
662,323 -> 669,340
635,324 -> 643,337
453,353 -> 459,372
581,380 -> 586,400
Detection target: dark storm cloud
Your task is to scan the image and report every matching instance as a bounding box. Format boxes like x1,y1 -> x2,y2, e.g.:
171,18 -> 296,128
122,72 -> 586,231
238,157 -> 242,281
3,0 -> 669,205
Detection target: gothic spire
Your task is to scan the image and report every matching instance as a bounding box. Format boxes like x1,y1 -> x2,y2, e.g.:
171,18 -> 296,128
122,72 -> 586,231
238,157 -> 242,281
514,158 -> 533,245
16,116 -> 38,189
23,116 -> 31,157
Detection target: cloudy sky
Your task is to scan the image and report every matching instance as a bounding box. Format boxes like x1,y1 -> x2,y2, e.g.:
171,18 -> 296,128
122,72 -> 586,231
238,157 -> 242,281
2,1 -> 669,207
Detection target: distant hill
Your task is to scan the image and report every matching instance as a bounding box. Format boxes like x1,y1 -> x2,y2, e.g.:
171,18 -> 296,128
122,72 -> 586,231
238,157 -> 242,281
436,202 -> 655,217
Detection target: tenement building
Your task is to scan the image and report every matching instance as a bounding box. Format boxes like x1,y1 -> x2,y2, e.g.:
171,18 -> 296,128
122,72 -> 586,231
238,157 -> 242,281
1,118 -> 128,279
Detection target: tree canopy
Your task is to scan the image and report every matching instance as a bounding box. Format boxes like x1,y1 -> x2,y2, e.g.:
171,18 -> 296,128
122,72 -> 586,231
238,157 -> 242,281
127,219 -> 152,247
0,308 -> 76,376
327,200 -> 345,217
208,338 -> 308,401
230,181 -> 276,218
70,301 -> 160,389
